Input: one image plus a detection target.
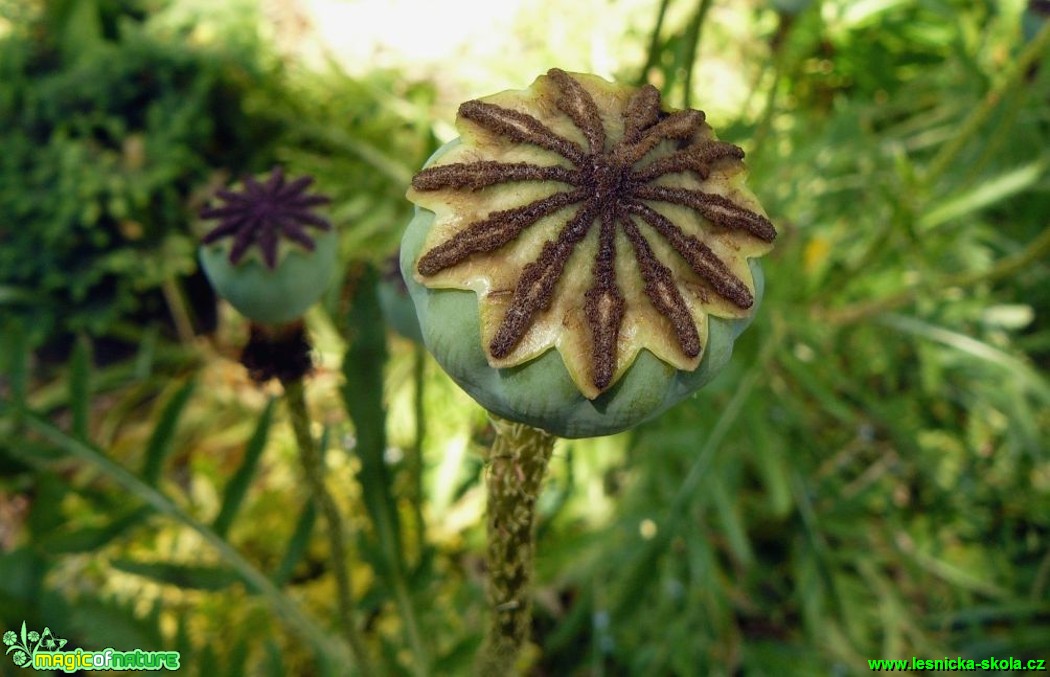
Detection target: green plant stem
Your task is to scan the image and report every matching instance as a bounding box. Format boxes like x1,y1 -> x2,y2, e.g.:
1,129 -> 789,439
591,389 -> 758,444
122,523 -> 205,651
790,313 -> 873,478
476,417 -> 557,676
749,9 -> 795,156
393,577 -> 429,677
680,0 -> 714,109
637,0 -> 672,85
749,56 -> 783,155
924,20 -> 1050,188
161,277 -> 195,345
282,378 -> 374,676
410,343 -> 427,559
395,348 -> 429,674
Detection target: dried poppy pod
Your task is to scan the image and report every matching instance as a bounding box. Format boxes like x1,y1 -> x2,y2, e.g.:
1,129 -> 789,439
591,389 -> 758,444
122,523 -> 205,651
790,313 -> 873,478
199,167 -> 337,326
402,69 -> 775,438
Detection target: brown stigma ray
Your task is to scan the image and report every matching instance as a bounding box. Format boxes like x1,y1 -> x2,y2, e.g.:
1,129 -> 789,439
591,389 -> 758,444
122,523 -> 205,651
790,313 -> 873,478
623,84 -> 662,143
459,100 -> 585,163
632,141 -> 745,182
490,202 -> 600,358
610,110 -> 705,167
631,184 -> 777,242
411,69 -> 776,394
413,161 -> 578,191
547,68 -> 607,154
416,189 -> 585,276
584,210 -> 626,390
621,217 -> 701,358
624,201 -> 755,309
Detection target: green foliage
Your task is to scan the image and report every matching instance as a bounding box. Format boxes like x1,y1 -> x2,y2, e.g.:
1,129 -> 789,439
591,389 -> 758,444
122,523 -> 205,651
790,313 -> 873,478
278,67 -> 437,260
342,267 -> 403,565
1,0 -> 1048,675
0,2 -> 283,342
140,377 -> 196,486
212,396 -> 275,538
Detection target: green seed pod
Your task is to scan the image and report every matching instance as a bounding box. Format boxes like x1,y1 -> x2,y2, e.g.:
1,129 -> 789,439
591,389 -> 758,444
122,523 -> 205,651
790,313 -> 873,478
198,168 -> 336,326
402,70 -> 776,438
200,231 -> 337,325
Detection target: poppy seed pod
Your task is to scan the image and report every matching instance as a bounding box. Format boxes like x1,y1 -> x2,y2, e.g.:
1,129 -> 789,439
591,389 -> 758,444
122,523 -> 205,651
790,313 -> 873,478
199,167 -> 337,326
402,70 -> 775,438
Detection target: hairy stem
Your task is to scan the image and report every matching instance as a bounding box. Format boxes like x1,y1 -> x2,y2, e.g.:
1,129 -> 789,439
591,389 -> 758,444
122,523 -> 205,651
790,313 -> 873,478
283,378 -> 374,676
476,417 -> 557,675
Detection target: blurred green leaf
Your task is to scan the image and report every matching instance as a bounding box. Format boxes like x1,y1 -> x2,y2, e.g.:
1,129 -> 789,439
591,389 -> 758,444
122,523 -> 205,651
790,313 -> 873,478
879,313 -> 1050,402
212,396 -> 276,538
4,320 -> 29,416
342,266 -> 403,569
222,636 -> 250,677
0,285 -> 38,304
272,502 -> 317,587
37,507 -> 150,554
68,334 -> 92,441
980,304 -> 1034,330
141,377 -> 196,486
920,162 -> 1046,230
67,596 -> 166,652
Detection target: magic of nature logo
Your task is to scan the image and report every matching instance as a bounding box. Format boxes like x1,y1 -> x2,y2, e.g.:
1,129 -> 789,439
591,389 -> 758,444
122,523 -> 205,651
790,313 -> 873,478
4,621 -> 180,672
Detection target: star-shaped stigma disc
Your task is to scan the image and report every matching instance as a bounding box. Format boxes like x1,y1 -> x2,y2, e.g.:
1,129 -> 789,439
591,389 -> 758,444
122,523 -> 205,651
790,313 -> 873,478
408,69 -> 776,398
201,167 -> 332,269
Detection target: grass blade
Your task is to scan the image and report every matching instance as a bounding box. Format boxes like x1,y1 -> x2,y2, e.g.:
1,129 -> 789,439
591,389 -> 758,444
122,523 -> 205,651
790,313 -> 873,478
133,324 -> 159,381
272,502 -> 317,586
38,507 -> 151,554
342,264 -> 428,671
920,161 -> 1045,230
142,378 -> 196,486
213,397 -> 276,538
342,266 -> 403,568
6,320 -> 29,417
879,313 -> 1050,402
111,559 -> 241,591
69,334 -> 92,441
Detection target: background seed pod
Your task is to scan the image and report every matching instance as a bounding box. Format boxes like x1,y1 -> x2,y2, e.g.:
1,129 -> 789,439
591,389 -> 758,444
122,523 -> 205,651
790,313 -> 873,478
199,229 -> 338,326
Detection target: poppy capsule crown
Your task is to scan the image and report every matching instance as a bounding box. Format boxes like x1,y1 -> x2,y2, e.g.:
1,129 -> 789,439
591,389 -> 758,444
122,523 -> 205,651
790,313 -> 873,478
402,70 -> 775,438
198,167 -> 338,326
